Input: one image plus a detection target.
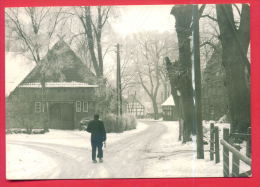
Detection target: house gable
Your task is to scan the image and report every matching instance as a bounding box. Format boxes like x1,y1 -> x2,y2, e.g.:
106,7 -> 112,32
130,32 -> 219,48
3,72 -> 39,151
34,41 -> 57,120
21,39 -> 96,84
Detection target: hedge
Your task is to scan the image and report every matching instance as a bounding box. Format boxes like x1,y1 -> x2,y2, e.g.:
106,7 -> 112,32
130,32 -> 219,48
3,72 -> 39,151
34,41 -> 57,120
103,114 -> 137,133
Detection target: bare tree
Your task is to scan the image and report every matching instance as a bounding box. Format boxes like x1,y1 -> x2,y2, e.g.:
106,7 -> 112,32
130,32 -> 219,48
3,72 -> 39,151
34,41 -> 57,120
216,4 -> 250,133
133,32 -> 171,120
199,4 -> 250,133
6,7 -> 64,131
121,54 -> 138,94
73,6 -> 111,78
168,5 -> 194,142
119,41 -> 140,95
164,57 -> 183,140
74,39 -> 92,70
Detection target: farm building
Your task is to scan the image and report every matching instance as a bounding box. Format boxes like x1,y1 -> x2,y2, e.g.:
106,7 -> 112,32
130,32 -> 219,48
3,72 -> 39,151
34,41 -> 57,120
126,96 -> 145,118
161,95 -> 178,121
6,39 -> 98,130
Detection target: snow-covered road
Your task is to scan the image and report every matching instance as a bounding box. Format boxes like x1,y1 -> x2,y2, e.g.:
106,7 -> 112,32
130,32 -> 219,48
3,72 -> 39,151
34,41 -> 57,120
8,120 -> 248,179
7,120 -> 168,179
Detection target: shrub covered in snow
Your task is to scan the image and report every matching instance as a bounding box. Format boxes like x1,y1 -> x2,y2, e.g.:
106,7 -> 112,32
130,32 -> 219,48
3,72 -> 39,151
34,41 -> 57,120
103,114 -> 137,133
6,128 -> 45,134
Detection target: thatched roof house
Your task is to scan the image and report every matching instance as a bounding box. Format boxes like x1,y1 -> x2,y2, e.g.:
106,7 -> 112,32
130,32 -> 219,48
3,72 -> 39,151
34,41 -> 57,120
6,39 -> 98,130
21,39 -> 96,85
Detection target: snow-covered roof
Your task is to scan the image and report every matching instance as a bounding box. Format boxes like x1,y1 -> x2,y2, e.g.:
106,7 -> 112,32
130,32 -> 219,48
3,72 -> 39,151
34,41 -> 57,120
5,52 -> 35,96
161,95 -> 175,106
20,40 -> 96,84
19,82 -> 98,88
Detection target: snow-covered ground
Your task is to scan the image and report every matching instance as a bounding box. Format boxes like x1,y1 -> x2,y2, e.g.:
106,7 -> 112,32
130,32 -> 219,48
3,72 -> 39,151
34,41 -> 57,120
143,121 -> 250,177
143,121 -> 224,177
6,122 -> 148,179
6,120 -> 251,179
6,144 -> 59,179
6,121 -> 148,149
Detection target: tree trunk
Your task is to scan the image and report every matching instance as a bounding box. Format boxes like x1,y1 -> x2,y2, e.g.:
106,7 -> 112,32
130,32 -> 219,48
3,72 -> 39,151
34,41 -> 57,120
165,57 -> 183,141
83,7 -> 101,77
40,73 -> 48,132
172,89 -> 184,141
96,7 -> 104,76
171,5 -> 194,142
216,4 -> 250,133
152,98 -> 159,120
96,35 -> 103,76
180,85 -> 193,142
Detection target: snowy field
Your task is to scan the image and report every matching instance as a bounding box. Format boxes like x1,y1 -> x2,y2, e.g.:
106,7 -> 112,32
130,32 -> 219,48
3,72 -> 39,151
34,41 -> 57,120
6,120 -> 251,179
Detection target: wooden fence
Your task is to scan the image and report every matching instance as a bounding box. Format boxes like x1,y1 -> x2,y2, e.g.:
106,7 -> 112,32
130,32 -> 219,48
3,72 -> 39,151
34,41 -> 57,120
221,128 -> 252,177
209,123 -> 220,163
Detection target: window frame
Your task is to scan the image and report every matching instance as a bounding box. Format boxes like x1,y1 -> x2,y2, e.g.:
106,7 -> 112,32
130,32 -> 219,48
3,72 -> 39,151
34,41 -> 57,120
83,101 -> 88,112
35,102 -> 41,113
76,101 -> 81,112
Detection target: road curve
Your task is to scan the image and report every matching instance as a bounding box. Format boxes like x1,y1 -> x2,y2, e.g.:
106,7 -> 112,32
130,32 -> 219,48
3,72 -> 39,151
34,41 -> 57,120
8,121 -> 167,179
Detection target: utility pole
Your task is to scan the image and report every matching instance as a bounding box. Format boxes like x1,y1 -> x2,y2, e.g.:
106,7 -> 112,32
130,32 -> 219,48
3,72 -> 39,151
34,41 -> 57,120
192,4 -> 204,159
116,43 -> 123,116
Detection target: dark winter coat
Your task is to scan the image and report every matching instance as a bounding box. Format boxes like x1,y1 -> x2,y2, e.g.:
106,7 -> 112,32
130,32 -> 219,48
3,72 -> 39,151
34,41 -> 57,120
86,119 -> 106,142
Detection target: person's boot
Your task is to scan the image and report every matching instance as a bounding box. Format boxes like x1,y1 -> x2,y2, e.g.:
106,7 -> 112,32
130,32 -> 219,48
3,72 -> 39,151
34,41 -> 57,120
99,158 -> 103,163
93,160 -> 97,163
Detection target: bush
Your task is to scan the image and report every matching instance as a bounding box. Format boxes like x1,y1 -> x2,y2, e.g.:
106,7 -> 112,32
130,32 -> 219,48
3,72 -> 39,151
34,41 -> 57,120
123,114 -> 137,131
6,128 -> 46,134
103,114 -> 137,133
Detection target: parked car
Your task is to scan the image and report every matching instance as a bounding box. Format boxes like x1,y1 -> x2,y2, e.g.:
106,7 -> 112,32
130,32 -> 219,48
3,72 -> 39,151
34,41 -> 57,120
79,117 -> 90,131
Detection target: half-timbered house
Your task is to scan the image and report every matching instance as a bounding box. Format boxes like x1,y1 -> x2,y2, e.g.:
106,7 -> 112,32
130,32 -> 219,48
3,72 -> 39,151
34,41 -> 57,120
126,96 -> 145,118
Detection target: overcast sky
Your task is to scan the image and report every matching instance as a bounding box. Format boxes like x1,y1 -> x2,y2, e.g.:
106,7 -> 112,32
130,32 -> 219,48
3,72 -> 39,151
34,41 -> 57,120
5,5 -> 175,96
112,5 -> 175,37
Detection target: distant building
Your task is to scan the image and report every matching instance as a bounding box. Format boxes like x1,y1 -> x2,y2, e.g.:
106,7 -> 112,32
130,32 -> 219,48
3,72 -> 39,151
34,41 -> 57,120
126,96 -> 145,118
6,39 -> 98,130
161,95 -> 178,121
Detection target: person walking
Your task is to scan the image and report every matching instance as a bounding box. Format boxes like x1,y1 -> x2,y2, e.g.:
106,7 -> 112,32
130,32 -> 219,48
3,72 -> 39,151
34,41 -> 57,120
86,114 -> 106,163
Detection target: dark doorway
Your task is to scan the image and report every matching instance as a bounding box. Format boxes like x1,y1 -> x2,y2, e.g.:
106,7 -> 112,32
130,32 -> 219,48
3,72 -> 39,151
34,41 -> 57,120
49,103 -> 74,130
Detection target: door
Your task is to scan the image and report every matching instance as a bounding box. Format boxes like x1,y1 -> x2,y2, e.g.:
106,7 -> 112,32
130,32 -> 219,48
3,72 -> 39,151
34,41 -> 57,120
61,103 -> 74,129
49,103 -> 74,129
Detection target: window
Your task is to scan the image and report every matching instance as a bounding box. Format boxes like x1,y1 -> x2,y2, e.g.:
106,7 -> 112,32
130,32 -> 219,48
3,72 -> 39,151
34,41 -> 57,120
83,101 -> 88,112
76,101 -> 81,112
35,102 -> 41,113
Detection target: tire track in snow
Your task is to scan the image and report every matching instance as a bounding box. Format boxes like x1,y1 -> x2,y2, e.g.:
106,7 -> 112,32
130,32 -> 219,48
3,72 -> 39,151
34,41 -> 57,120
89,121 -> 168,178
8,121 -> 167,179
7,142 -> 92,179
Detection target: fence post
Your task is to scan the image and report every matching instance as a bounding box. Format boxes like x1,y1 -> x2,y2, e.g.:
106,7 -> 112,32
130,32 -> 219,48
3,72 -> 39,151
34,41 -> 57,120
223,128 -> 230,177
210,123 -> 215,161
215,126 -> 220,163
246,127 -> 251,158
232,144 -> 241,177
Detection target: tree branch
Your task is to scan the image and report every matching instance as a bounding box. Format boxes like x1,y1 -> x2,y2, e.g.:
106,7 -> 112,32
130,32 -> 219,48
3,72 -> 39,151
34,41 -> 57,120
101,6 -> 111,27
198,4 -> 206,18
138,71 -> 152,98
6,10 -> 39,64
233,4 -> 241,17
200,14 -> 218,22
200,41 -> 217,51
